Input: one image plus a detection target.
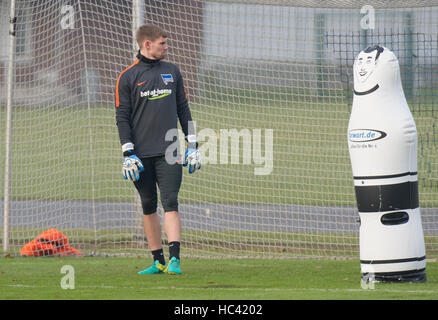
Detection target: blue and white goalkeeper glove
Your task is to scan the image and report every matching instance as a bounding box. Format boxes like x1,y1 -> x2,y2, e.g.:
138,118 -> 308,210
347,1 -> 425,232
121,143 -> 144,182
183,135 -> 201,174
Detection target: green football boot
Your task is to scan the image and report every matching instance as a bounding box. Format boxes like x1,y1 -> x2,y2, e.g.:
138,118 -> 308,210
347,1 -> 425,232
138,260 -> 166,275
164,257 -> 182,275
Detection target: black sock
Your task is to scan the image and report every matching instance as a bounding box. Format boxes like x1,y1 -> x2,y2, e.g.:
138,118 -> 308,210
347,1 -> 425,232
168,241 -> 180,260
151,248 -> 165,265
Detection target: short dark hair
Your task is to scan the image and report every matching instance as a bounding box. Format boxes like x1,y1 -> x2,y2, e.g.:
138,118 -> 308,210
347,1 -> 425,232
135,24 -> 167,49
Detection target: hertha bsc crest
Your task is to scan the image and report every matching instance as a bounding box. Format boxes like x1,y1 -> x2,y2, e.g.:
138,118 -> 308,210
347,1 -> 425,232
161,74 -> 174,85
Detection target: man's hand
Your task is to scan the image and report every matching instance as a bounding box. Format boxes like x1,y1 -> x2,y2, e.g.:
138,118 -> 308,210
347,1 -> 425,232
183,135 -> 201,174
121,143 -> 144,182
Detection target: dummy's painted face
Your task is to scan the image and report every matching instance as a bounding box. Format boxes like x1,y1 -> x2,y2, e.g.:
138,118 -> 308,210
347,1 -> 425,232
355,50 -> 378,83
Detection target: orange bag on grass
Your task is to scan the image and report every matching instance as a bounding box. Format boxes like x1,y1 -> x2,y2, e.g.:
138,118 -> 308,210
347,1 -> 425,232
20,228 -> 83,256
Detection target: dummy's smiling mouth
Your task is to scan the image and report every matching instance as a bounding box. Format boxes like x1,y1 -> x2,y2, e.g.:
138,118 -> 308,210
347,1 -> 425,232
354,84 -> 379,96
359,71 -> 367,76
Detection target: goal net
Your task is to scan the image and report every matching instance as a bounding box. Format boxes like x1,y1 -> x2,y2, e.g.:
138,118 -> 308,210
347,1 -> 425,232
1,0 -> 437,259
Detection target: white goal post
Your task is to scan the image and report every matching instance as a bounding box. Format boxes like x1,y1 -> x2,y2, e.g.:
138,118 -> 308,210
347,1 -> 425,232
1,0 -> 437,259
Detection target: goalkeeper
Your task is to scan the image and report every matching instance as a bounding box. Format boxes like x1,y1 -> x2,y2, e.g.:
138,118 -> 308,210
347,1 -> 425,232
115,24 -> 200,275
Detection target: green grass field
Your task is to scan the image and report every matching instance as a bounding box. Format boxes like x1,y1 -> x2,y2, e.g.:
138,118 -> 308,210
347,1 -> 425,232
0,257 -> 437,300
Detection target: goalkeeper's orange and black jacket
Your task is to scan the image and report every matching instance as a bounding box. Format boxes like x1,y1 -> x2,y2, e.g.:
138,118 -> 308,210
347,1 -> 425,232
115,52 -> 193,158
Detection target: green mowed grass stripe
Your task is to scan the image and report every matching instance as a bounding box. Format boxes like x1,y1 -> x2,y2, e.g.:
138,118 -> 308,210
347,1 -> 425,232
0,257 -> 437,299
